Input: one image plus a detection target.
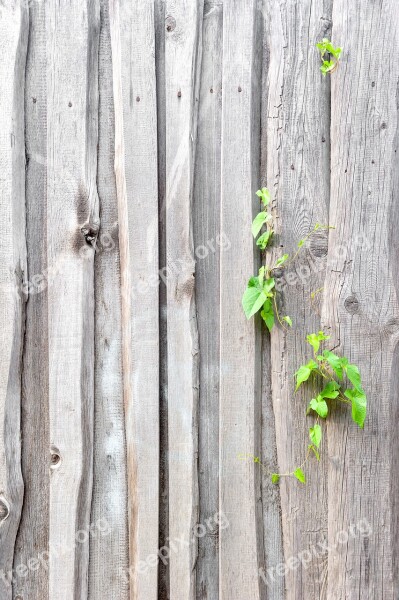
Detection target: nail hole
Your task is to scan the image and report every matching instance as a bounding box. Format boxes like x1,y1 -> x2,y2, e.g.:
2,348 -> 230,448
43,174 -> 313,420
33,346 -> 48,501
177,90 -> 182,98
136,96 -> 140,102
238,86 -> 242,92
68,102 -> 72,108
32,97 -> 37,104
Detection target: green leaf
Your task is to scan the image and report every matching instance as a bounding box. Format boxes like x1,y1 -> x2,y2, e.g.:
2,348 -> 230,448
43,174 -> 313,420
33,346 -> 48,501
256,230 -> 273,250
252,212 -> 268,237
298,239 -> 305,248
295,360 -> 317,391
242,286 -> 267,319
271,473 -> 280,484
256,187 -> 271,206
293,468 -> 306,484
306,331 -> 330,354
263,277 -> 275,294
308,397 -> 328,418
320,380 -> 340,399
283,316 -> 292,327
258,266 -> 265,286
323,350 -> 344,379
308,444 -> 320,461
345,388 -> 367,429
345,363 -> 362,392
309,424 -> 322,448
276,253 -> 289,267
321,60 -> 335,75
261,301 -> 275,332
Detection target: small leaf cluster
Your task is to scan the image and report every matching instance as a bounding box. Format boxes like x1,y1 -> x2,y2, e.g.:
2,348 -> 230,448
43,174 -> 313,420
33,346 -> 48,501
242,189 -> 331,333
316,38 -> 342,76
297,331 -> 367,430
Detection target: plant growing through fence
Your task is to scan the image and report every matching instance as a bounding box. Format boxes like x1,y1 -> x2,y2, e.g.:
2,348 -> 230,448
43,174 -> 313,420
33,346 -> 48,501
316,38 -> 342,76
241,186 -> 367,485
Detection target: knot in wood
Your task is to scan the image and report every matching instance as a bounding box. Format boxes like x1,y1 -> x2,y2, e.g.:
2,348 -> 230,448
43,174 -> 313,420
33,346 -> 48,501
344,295 -> 359,314
50,447 -> 62,469
0,496 -> 10,523
81,223 -> 99,247
165,15 -> 176,32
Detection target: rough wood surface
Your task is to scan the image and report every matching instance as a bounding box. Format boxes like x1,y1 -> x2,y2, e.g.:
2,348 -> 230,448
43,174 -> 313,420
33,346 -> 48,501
193,3 -> 223,599
165,1 -> 203,598
88,0 -> 129,597
219,1 -> 263,598
46,1 -> 100,597
0,2 -> 28,599
264,1 -> 332,598
323,2 -> 399,597
109,0 -> 160,597
12,1 -> 49,598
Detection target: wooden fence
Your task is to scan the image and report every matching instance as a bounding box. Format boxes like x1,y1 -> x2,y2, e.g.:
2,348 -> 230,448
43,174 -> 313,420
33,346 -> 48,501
0,0 -> 398,598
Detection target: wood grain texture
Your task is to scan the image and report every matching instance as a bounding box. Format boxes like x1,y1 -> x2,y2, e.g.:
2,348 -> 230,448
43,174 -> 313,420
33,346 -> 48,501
165,1 -> 203,598
46,1 -> 100,597
323,2 -> 399,597
193,3 -> 222,599
219,1 -> 263,598
264,0 -> 332,598
154,1 -> 170,598
0,2 -> 28,598
109,0 -> 160,597
88,0 -> 129,597
13,1 -> 49,598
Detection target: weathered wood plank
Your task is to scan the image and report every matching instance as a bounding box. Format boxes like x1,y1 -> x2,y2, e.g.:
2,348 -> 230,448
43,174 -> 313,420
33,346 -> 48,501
193,2 -> 223,598
12,1 -> 49,598
264,1 -> 332,598
0,1 -> 28,598
219,1 -> 263,598
46,1 -> 100,597
88,0 -> 129,597
109,0 -> 160,597
165,1 -> 203,597
154,1 -> 170,598
323,2 -> 399,597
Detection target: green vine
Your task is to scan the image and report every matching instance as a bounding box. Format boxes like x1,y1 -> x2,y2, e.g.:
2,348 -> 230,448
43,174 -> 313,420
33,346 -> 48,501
241,187 -> 367,484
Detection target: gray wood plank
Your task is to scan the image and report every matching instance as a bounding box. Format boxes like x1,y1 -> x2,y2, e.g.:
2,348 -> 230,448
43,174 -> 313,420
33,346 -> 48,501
219,1 -> 264,598
109,0 -> 160,597
12,1 -> 49,598
154,1 -> 170,598
193,2 -> 223,599
88,0 -> 129,597
46,1 -> 100,597
323,2 -> 399,597
165,1 -> 204,597
263,1 -> 332,598
0,3 -> 28,599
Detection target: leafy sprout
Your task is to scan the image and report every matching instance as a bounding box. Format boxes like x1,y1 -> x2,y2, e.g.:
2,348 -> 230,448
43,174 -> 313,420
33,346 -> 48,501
316,38 -> 342,76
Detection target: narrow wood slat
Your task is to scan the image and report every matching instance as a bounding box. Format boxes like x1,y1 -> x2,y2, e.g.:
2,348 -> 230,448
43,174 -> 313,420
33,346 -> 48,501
0,3 -> 28,598
194,2 -> 223,598
109,0 -> 160,597
264,1 -> 332,598
219,1 -> 263,597
165,1 -> 203,597
88,0 -> 129,597
46,1 -> 100,597
324,2 -> 399,597
13,1 -> 49,597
